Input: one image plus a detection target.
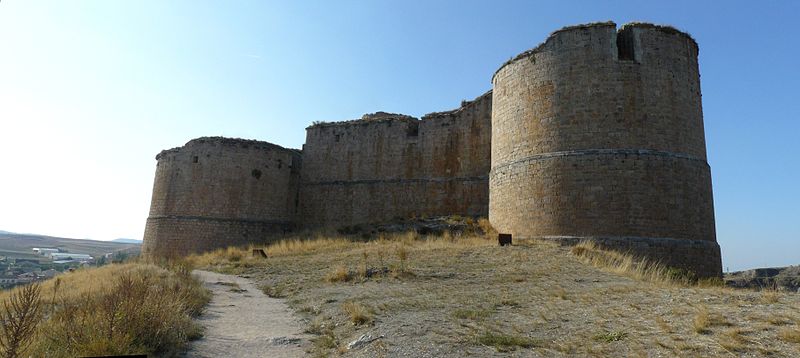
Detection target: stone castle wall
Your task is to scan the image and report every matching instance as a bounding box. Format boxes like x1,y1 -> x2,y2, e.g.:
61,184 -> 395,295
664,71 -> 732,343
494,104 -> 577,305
299,92 -> 492,228
489,22 -> 720,277
142,137 -> 301,257
142,21 -> 722,278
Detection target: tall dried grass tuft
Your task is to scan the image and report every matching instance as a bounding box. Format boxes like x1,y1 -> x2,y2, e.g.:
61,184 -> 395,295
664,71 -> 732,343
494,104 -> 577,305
325,265 -> 352,283
267,236 -> 352,257
0,263 -> 211,358
692,305 -> 731,334
341,301 -> 373,326
779,327 -> 800,343
0,283 -> 42,358
477,218 -> 498,239
571,240 -> 704,286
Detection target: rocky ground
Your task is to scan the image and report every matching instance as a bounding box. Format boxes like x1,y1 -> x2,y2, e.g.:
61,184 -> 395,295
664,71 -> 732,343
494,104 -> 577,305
192,234 -> 800,357
726,266 -> 800,292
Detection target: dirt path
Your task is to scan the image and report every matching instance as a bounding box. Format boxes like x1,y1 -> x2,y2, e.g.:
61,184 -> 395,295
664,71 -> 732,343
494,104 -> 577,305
185,270 -> 310,358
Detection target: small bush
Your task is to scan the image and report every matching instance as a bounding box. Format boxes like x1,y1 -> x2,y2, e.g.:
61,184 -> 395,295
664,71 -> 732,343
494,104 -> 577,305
325,265 -> 352,283
341,301 -> 373,326
312,328 -> 338,350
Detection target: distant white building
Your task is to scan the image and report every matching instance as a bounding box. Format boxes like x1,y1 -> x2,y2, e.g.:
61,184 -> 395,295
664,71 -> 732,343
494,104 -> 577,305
32,248 -> 60,256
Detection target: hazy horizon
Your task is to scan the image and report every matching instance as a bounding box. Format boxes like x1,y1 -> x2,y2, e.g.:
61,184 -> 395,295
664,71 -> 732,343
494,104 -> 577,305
1,1 -> 798,271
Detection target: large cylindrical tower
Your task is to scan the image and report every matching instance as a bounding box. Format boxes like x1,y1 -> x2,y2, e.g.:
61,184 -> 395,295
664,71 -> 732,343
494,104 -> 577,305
142,137 -> 301,258
489,22 -> 721,277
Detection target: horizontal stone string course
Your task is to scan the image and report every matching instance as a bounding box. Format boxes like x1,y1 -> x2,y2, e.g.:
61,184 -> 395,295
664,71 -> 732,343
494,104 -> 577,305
492,148 -> 706,171
302,176 -> 488,186
146,215 -> 294,226
142,21 -> 722,278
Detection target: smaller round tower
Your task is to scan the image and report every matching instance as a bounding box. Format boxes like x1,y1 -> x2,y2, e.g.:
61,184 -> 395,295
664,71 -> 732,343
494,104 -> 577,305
142,137 -> 301,258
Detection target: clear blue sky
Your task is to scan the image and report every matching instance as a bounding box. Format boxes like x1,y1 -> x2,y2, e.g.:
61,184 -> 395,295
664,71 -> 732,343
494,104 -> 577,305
0,1 -> 797,271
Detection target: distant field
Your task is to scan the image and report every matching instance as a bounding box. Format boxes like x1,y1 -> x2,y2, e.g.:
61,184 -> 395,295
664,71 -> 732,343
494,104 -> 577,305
0,232 -> 140,259
0,249 -> 40,260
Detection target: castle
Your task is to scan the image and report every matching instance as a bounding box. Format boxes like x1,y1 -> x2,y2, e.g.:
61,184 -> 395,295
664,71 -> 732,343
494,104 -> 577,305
142,21 -> 722,278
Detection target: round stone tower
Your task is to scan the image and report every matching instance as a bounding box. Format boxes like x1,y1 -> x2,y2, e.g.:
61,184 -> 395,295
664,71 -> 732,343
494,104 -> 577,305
142,137 -> 301,258
489,22 -> 721,277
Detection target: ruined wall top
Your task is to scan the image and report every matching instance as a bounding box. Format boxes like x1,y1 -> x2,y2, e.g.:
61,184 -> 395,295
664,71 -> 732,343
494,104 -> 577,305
421,90 -> 492,120
306,90 -> 493,131
156,136 -> 300,160
492,21 -> 697,82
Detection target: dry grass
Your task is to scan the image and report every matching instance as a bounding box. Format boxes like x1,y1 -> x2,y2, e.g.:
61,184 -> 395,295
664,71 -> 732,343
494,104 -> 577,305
476,331 -> 540,351
476,218 -> 497,238
779,327 -> 800,343
765,315 -> 793,326
341,301 -> 373,326
453,308 -> 492,320
718,328 -> 751,352
693,305 -> 732,334
693,307 -> 711,334
0,263 -> 210,357
570,240 -> 723,287
760,290 -> 781,304
0,284 -> 42,358
325,265 -> 352,283
190,228 -> 800,357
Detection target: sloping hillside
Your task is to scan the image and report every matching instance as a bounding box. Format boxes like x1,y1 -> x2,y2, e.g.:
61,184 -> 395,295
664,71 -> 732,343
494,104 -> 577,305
0,232 -> 140,259
189,232 -> 800,357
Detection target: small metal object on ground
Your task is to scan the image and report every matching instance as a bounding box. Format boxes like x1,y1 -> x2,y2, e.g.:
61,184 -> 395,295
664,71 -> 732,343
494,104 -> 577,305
252,249 -> 268,258
498,233 -> 512,246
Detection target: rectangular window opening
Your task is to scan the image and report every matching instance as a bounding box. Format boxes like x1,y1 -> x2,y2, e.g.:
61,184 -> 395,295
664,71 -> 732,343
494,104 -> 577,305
617,29 -> 636,62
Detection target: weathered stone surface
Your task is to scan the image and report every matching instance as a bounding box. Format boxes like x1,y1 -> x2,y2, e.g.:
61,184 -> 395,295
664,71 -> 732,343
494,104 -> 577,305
299,92 -> 492,228
142,137 -> 301,258
489,22 -> 720,277
142,21 -> 721,278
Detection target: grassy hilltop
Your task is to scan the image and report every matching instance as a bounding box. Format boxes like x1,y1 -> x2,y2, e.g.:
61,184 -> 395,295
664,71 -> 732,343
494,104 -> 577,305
189,220 -> 800,357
